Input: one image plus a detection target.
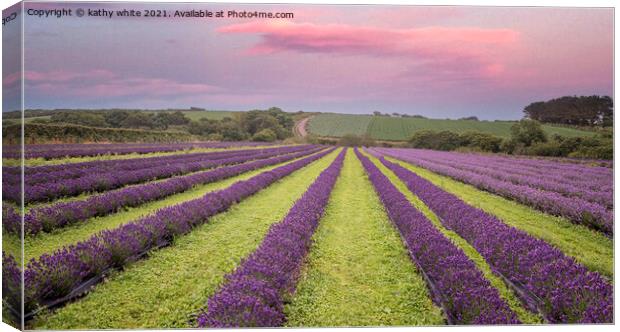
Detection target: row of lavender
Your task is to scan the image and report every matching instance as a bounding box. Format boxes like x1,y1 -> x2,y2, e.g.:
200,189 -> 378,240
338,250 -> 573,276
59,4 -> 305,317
419,149 -> 609,189
372,152 -> 613,323
514,155 -> 612,169
196,149 -> 346,327
485,153 -> 612,177
2,148 -> 336,315
355,149 -> 519,324
3,147 -> 323,235
3,145 -> 300,185
2,142 -> 273,160
373,148 -> 613,235
4,146 -> 313,203
383,149 -> 611,208
375,148 -> 611,194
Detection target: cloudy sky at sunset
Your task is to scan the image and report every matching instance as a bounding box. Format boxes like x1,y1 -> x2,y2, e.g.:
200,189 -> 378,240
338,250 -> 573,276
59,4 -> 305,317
3,2 -> 613,119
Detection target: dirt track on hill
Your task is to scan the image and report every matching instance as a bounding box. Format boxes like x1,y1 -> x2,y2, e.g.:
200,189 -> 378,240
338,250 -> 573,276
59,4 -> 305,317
293,116 -> 312,137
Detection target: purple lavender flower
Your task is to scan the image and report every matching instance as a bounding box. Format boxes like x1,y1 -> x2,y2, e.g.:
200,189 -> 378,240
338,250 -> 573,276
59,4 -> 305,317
196,149 -> 345,327
371,148 -> 613,234
3,146 -> 321,235
6,145 -> 314,203
355,149 -> 519,325
17,148 -> 335,313
4,141 -> 274,160
374,154 -> 613,323
2,253 -> 22,315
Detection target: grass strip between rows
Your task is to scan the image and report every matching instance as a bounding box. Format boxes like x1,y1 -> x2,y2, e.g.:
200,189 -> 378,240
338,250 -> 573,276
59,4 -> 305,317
375,149 -> 612,235
361,150 -> 542,324
195,149 -> 346,327
11,149 -> 325,261
2,148 -> 335,318
8,146 -> 313,204
284,151 -> 444,327
30,149 -> 341,329
5,146 -> 318,235
355,149 -> 518,324
376,154 -> 612,323
384,157 -> 613,278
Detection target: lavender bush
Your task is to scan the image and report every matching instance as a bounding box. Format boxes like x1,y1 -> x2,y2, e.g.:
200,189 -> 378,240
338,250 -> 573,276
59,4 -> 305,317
5,146 -> 313,203
373,148 -> 611,193
2,207 -> 21,235
2,253 -> 22,315
195,149 -> 346,327
3,147 -> 321,235
3,141 -> 274,159
387,151 -> 612,208
4,148 -> 334,314
3,145 -> 303,186
376,155 -> 613,323
355,149 -> 519,325
373,148 -> 613,234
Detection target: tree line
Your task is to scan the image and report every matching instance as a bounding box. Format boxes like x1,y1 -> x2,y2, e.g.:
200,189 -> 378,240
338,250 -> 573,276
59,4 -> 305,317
335,119 -> 611,160
19,107 -> 295,142
406,120 -> 612,159
524,95 -> 612,127
187,108 -> 294,142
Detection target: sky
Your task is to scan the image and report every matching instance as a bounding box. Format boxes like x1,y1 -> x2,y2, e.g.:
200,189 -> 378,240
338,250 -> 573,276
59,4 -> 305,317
2,2 -> 614,120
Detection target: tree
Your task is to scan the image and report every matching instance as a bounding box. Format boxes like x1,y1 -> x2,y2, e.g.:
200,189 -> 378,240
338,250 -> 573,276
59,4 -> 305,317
408,130 -> 463,151
239,112 -> 278,133
167,111 -> 190,125
373,111 -> 381,116
120,113 -> 154,129
460,131 -> 502,152
104,111 -> 129,127
509,119 -> 547,147
238,109 -> 292,140
523,95 -> 613,127
187,119 -> 219,136
252,129 -> 277,142
50,112 -> 107,127
218,121 -> 248,141
459,116 -> 479,121
266,107 -> 294,129
152,111 -> 190,129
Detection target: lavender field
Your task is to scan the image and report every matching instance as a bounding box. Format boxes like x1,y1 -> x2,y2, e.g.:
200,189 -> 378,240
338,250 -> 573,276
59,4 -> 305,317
1,143 -> 613,328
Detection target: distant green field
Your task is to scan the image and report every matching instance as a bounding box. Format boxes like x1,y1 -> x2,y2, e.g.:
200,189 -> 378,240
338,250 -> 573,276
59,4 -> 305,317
2,116 -> 51,126
24,116 -> 52,123
177,111 -> 236,121
307,114 -> 596,141
5,111 -> 237,126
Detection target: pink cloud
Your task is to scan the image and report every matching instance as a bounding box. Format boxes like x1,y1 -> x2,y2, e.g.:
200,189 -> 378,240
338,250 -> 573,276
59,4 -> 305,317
24,69 -> 116,82
217,21 -> 518,85
23,70 -> 221,99
218,21 -> 518,57
3,71 -> 21,88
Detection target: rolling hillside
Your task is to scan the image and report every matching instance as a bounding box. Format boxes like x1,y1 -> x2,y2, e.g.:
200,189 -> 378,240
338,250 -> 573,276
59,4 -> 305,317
307,113 -> 596,141
158,110 -> 236,121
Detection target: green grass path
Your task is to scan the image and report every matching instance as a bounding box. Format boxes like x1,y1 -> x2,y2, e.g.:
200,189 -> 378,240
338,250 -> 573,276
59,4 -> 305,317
285,151 -> 444,327
386,157 -> 613,279
32,149 -> 340,329
364,152 -> 542,324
